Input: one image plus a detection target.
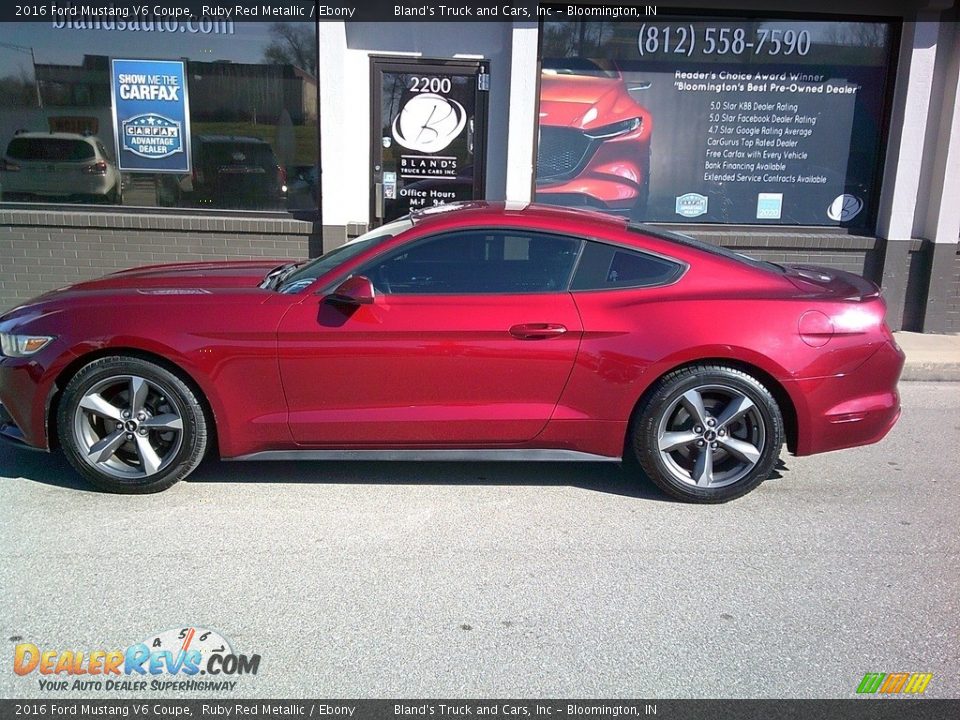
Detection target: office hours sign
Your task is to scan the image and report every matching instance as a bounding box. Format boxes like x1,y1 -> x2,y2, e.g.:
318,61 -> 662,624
537,16 -> 896,227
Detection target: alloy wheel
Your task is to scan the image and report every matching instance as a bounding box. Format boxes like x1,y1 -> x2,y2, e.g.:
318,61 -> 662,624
656,384 -> 766,489
73,375 -> 184,480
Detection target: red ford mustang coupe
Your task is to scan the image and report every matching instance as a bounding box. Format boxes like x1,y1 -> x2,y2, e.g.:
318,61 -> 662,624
0,202 -> 903,501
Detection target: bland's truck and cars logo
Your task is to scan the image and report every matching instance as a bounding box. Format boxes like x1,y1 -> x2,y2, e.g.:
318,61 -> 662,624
13,627 -> 259,692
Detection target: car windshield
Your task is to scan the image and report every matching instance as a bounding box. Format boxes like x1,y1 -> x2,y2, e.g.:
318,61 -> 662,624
275,217 -> 414,294
541,58 -> 619,79
200,141 -> 276,170
628,224 -> 784,273
6,137 -> 95,162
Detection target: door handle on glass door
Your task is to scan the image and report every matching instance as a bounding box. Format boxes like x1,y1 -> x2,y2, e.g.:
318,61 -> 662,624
509,323 -> 568,339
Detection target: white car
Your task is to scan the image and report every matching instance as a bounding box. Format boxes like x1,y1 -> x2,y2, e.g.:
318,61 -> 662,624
1,132 -> 122,204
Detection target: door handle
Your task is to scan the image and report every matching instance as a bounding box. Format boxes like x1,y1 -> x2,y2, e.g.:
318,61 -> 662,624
509,323 -> 568,340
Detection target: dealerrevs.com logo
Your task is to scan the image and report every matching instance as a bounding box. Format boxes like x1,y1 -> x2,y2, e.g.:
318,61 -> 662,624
14,627 -> 260,692
856,672 -> 933,695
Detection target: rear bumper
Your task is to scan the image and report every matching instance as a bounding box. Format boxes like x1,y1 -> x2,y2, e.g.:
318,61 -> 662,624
2,176 -> 115,196
788,339 -> 905,456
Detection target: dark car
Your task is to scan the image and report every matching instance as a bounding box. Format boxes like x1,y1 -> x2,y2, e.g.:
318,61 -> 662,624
156,135 -> 286,210
0,203 -> 903,501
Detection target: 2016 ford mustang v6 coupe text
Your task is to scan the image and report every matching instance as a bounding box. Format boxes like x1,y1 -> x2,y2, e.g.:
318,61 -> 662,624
0,202 -> 904,502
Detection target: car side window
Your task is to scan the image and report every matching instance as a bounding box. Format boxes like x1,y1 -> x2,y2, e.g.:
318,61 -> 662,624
571,241 -> 683,291
360,230 -> 581,295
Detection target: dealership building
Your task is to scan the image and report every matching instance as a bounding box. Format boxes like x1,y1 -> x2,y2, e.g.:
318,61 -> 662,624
0,0 -> 958,332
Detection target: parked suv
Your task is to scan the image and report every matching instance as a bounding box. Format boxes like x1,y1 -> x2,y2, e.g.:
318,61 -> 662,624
1,132 -> 122,204
156,135 -> 286,210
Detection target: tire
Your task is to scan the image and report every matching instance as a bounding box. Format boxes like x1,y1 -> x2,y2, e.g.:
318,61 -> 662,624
631,364 -> 783,503
57,356 -> 208,494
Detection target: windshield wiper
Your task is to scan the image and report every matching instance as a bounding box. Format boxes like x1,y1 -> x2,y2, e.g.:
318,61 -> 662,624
261,262 -> 301,290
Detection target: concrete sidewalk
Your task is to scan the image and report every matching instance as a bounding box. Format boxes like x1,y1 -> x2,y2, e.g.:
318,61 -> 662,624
895,331 -> 960,381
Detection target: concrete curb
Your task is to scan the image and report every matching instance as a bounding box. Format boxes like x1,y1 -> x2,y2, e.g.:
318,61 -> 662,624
900,364 -> 960,382
894,332 -> 960,382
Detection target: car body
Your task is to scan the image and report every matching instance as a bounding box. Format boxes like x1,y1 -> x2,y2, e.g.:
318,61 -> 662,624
156,135 -> 286,210
0,202 -> 903,501
537,60 -> 652,219
0,132 -> 122,204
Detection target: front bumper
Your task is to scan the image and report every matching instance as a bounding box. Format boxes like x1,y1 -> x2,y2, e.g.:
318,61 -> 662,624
536,131 -> 650,211
0,350 -> 64,452
788,339 -> 905,456
0,401 -> 43,451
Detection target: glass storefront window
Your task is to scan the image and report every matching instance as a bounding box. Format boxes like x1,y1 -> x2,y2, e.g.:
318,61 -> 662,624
0,20 -> 319,212
537,11 -> 896,229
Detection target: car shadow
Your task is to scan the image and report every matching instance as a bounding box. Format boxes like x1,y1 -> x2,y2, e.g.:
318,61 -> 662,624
0,445 -> 677,501
0,445 -> 93,492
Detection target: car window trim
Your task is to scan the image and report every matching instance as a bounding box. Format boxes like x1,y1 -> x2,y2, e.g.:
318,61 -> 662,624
316,225 -> 689,297
570,239 -> 689,293
344,226 -> 587,297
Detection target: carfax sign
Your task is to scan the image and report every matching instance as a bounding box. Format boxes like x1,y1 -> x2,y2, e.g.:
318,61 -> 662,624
110,58 -> 191,173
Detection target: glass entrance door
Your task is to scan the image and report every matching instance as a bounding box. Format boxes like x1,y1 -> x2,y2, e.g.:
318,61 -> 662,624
370,57 -> 489,225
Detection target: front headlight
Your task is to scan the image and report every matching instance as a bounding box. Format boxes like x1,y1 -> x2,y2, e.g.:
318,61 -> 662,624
584,117 -> 642,140
0,333 -> 55,357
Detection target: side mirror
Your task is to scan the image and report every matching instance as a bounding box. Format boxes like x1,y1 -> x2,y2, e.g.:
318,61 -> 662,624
327,275 -> 375,305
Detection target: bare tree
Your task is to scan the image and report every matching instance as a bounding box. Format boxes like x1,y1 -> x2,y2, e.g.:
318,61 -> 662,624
262,23 -> 317,75
822,23 -> 888,48
0,69 -> 38,108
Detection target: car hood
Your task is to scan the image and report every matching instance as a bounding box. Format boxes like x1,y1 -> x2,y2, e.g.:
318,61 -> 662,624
69,259 -> 287,292
539,73 -> 642,129
1,260 -> 288,324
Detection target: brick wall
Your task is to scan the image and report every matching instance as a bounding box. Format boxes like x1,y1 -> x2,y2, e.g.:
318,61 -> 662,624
0,209 -> 320,313
8,213 -> 946,331
691,230 -> 878,278
948,244 -> 960,333
901,242 -> 930,332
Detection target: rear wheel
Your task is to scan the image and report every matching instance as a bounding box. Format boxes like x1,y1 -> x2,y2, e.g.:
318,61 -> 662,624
57,356 -> 208,493
631,365 -> 783,503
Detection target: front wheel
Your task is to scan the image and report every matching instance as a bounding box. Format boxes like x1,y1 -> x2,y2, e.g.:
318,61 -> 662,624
631,365 -> 784,503
58,356 -> 208,493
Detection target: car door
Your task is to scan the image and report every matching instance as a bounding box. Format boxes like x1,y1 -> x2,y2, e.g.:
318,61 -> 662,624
277,229 -> 583,445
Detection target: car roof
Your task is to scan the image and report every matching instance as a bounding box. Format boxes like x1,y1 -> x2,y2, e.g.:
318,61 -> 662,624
195,135 -> 270,145
8,132 -> 97,142
409,201 -> 630,230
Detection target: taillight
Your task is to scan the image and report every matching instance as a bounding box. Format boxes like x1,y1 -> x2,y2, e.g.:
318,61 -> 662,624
277,165 -> 287,192
82,161 -> 108,176
831,306 -> 883,333
1,158 -> 20,172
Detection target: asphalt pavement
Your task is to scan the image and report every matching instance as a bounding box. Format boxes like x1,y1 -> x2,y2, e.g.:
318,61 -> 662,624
1,381 -> 958,699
